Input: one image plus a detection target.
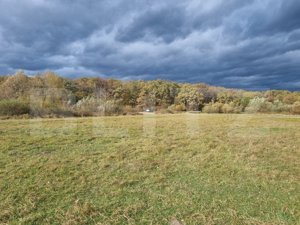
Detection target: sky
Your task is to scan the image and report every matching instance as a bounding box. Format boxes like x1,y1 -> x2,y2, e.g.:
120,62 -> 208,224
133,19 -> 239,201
0,0 -> 300,90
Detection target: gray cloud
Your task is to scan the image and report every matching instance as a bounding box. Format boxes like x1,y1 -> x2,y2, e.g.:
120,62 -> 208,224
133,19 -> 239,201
0,0 -> 299,90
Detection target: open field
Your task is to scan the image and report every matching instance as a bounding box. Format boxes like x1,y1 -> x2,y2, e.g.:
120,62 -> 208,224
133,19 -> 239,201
0,114 -> 299,225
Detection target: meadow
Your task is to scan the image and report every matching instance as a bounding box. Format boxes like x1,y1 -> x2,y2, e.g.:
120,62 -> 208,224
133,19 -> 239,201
0,114 -> 299,225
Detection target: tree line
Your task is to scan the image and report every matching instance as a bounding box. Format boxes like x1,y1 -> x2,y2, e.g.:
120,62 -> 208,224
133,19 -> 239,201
0,71 -> 299,117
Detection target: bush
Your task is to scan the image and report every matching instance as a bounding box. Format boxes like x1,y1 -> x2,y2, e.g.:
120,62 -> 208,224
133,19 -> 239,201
73,96 -> 99,116
245,97 -> 272,113
156,108 -> 174,114
0,100 -> 30,116
270,100 -> 290,113
122,105 -> 140,115
168,104 -> 186,112
291,102 -> 300,114
100,100 -> 124,116
202,102 -> 224,113
245,98 -> 291,114
202,102 -> 243,114
222,103 -> 234,113
73,97 -> 124,116
28,101 -> 73,117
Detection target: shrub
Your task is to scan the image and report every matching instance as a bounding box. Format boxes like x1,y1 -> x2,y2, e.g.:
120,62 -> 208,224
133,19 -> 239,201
73,96 -> 102,116
222,103 -> 234,113
73,97 -> 124,116
270,100 -> 290,113
245,98 -> 291,114
122,105 -> 140,115
0,99 -> 30,116
168,104 -> 186,112
100,100 -> 123,116
175,104 -> 186,111
235,97 -> 251,111
233,106 -> 243,113
156,108 -> 174,114
245,97 -> 272,113
202,102 -> 242,114
28,101 -> 73,117
202,102 -> 224,113
291,102 -> 300,114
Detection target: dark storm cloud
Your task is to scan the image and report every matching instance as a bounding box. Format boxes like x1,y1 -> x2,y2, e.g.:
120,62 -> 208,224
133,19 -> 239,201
0,0 -> 299,90
116,5 -> 188,43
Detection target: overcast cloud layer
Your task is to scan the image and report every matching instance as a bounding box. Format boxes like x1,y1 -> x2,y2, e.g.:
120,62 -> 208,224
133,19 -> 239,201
0,0 -> 300,90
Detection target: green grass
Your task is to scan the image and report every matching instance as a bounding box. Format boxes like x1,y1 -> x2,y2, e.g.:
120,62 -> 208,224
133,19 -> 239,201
0,114 -> 299,225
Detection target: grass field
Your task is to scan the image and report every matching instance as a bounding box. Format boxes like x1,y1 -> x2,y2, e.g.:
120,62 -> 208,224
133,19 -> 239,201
0,114 -> 299,225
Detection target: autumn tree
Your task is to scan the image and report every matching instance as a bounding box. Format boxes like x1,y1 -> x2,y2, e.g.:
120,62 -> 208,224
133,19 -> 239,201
137,80 -> 179,109
176,84 -> 204,111
0,71 -> 30,100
